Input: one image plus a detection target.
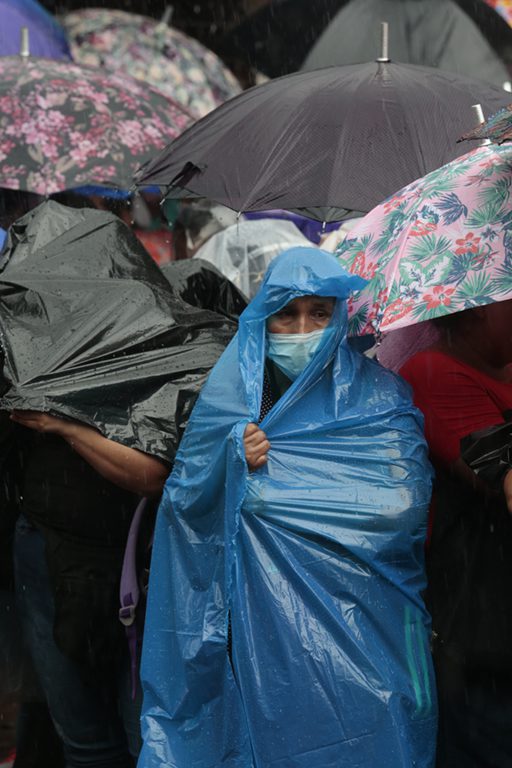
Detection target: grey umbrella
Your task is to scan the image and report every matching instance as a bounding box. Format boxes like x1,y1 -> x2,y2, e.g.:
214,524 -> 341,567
303,0 -> 510,88
134,60 -> 512,221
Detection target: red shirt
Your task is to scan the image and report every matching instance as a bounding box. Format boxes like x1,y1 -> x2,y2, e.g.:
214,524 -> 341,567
400,349 -> 512,467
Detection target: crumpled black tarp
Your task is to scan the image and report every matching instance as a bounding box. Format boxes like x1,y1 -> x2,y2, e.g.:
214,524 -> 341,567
460,419 -> 512,492
0,201 -> 237,462
161,258 -> 247,320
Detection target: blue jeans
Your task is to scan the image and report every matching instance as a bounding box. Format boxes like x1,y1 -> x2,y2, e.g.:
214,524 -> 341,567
14,517 -> 142,768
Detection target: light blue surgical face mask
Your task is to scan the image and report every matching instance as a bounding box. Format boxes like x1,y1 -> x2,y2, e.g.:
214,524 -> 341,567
267,327 -> 330,381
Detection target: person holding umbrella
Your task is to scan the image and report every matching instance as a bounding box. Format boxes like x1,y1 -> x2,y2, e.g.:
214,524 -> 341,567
0,200 -> 237,768
400,302 -> 512,767
329,109 -> 512,764
7,393 -> 169,768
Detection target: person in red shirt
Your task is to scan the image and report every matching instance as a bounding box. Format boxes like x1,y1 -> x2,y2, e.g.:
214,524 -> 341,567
400,300 -> 512,768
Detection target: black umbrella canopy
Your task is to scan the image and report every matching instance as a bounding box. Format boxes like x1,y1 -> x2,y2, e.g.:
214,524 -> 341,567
221,0 -> 512,80
303,0 -> 510,87
219,0 -> 344,81
134,61 -> 512,222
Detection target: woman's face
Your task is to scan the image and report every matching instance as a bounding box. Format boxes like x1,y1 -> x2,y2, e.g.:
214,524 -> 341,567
267,296 -> 336,335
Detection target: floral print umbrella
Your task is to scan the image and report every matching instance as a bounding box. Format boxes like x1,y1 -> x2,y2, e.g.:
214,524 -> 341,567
335,143 -> 512,335
62,9 -> 241,119
0,56 -> 193,195
460,102 -> 512,144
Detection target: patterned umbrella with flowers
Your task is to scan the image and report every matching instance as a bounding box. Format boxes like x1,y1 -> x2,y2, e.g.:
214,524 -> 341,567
0,56 -> 193,195
335,143 -> 512,335
62,9 -> 241,119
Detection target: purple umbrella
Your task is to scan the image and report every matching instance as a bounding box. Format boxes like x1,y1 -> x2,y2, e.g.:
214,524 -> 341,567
0,0 -> 70,59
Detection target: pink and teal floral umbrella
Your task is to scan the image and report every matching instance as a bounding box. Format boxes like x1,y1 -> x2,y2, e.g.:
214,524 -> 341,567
460,102 -> 512,144
0,56 -> 193,195
335,143 -> 512,335
62,9 -> 241,119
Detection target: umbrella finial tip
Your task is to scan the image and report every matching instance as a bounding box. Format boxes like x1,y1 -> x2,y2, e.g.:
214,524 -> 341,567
376,21 -> 390,63
19,26 -> 30,58
160,5 -> 174,26
471,104 -> 491,146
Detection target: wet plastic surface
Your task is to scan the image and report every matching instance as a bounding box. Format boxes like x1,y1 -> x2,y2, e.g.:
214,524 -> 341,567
192,218 -> 310,298
161,257 -> 247,320
140,247 -> 437,767
0,201 -> 236,462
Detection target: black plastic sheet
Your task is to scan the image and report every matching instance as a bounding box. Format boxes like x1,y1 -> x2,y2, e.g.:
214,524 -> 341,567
461,419 -> 512,491
161,258 -> 247,320
0,201 -> 237,462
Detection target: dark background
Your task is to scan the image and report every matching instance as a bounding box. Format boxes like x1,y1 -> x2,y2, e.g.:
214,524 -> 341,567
32,0 -> 512,89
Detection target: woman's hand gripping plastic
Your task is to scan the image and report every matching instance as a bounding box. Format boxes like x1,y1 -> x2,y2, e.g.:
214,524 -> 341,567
243,423 -> 270,472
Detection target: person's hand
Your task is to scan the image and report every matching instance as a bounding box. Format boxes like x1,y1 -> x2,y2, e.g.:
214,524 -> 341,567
10,410 -> 73,437
504,469 -> 512,514
243,423 -> 270,471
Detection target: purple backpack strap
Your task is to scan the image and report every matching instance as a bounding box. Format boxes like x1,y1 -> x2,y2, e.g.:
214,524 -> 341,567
119,497 -> 147,699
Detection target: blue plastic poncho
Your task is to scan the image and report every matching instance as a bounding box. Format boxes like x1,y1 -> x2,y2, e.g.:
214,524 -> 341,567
139,247 -> 437,768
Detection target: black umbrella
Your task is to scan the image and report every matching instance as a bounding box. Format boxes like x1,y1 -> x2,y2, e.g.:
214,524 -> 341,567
219,0 -> 344,81
0,201 -> 236,462
221,0 -> 512,80
303,0 -> 510,87
134,61 -> 512,222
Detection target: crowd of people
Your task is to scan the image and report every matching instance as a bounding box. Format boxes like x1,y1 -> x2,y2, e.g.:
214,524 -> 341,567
1,187 -> 512,768
2,3 -> 512,768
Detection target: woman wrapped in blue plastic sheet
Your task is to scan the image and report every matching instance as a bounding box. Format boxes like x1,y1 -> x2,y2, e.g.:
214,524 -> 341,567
139,247 -> 437,768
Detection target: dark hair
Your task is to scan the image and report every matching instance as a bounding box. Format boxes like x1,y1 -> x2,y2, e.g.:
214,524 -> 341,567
0,190 -> 42,230
431,308 -> 472,331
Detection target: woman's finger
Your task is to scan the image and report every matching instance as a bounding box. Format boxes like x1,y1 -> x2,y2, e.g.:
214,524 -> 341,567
245,436 -> 265,449
246,445 -> 270,464
252,453 -> 268,468
244,429 -> 268,446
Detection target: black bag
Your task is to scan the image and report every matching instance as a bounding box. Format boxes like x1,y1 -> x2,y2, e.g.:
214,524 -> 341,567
462,417 -> 512,484
427,420 -> 512,670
